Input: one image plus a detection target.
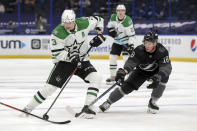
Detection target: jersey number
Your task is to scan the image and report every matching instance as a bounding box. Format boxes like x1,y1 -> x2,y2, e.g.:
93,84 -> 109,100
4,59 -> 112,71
52,39 -> 57,45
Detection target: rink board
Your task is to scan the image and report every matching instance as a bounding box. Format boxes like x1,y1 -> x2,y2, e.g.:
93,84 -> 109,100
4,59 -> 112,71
0,35 -> 197,62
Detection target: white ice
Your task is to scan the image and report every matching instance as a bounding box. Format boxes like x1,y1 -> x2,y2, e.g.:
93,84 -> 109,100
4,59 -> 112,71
0,59 -> 197,131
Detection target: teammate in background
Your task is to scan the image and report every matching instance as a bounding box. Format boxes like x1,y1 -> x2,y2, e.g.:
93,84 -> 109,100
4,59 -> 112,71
106,4 -> 136,85
99,31 -> 172,114
22,9 -> 105,119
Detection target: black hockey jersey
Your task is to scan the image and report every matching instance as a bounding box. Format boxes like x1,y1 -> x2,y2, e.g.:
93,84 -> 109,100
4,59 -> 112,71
124,43 -> 172,80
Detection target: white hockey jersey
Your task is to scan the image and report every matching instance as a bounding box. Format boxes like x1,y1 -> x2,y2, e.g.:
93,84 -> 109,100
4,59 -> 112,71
50,16 -> 104,63
107,14 -> 136,45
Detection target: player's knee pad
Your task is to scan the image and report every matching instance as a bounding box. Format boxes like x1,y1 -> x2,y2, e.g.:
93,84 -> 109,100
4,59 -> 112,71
85,72 -> 102,89
109,55 -> 118,65
108,87 -> 125,104
151,83 -> 166,98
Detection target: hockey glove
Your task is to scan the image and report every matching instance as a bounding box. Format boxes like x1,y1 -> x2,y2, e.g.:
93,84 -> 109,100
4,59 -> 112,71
95,27 -> 102,34
90,34 -> 106,47
69,54 -> 81,67
108,28 -> 117,38
122,44 -> 134,55
115,68 -> 127,86
147,74 -> 161,89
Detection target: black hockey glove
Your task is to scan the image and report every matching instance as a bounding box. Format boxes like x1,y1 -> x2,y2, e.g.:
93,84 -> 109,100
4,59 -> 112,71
147,74 -> 161,89
115,68 -> 127,86
108,28 -> 117,38
69,54 -> 81,67
122,44 -> 134,55
90,34 -> 106,47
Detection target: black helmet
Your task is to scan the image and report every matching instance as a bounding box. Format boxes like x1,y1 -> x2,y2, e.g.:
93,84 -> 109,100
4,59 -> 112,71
143,31 -> 158,43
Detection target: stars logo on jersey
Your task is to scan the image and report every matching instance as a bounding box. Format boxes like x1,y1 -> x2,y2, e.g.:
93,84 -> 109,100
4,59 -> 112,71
65,39 -> 84,54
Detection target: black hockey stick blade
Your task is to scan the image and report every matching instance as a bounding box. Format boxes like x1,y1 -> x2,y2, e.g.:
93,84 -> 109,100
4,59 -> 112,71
0,102 -> 71,124
66,81 -> 119,118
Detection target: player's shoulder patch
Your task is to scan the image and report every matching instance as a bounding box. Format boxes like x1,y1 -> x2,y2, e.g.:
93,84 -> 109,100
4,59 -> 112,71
110,14 -> 117,21
52,24 -> 69,40
136,44 -> 144,51
122,15 -> 132,27
76,18 -> 89,31
157,43 -> 168,53
133,44 -> 144,57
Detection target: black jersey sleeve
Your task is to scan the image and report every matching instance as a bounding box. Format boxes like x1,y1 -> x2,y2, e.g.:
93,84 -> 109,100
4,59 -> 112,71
157,44 -> 172,80
123,45 -> 143,73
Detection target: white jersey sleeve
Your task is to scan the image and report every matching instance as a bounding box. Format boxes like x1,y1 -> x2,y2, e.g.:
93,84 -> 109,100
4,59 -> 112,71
87,16 -> 104,32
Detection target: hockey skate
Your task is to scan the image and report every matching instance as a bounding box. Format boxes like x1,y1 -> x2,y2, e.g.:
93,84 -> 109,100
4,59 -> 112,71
79,105 -> 96,119
99,100 -> 111,112
147,98 -> 159,114
106,76 -> 116,85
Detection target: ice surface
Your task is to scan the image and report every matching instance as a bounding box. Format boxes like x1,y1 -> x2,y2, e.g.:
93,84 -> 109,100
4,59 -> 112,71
0,59 -> 197,131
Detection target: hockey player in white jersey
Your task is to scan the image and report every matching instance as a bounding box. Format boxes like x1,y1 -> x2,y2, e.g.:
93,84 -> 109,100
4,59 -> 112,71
106,4 -> 136,85
22,9 -> 105,119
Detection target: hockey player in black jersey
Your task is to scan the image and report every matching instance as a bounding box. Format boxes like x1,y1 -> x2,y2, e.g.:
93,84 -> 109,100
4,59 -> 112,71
99,31 -> 172,114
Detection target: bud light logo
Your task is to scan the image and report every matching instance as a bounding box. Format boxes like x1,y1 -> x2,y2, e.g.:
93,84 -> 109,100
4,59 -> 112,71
191,39 -> 196,52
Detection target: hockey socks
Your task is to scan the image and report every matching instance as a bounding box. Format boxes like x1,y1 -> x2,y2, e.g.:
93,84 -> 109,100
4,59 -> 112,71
77,87 -> 99,119
85,87 -> 99,107
25,84 -> 57,112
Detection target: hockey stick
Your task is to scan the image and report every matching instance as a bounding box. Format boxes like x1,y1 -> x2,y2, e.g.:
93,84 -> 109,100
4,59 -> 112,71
115,37 -> 134,55
66,80 -> 120,118
0,101 -> 71,124
43,46 -> 93,120
115,37 -> 128,48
